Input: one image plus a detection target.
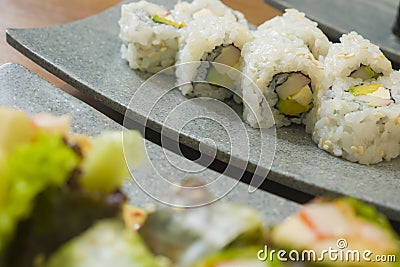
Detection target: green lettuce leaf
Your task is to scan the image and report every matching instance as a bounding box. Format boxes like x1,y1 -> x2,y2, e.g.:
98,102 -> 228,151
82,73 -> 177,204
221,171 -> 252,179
0,133 -> 79,253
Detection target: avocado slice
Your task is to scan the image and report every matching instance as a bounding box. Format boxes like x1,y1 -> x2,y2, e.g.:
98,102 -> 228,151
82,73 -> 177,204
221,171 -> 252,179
288,85 -> 313,107
348,84 -> 384,96
350,65 -> 382,80
276,99 -> 310,117
206,46 -> 241,89
275,73 -> 311,100
151,15 -> 185,28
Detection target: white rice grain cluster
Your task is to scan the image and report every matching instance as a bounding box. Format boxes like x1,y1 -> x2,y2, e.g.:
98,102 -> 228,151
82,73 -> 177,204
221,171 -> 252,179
172,0 -> 248,25
118,1 -> 180,73
323,32 -> 392,86
312,73 -> 400,165
257,9 -> 331,60
176,15 -> 253,100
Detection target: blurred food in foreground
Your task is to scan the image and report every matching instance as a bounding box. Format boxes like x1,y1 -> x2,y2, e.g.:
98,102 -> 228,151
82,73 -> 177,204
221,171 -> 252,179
271,198 -> 400,267
0,107 -> 399,267
0,106 -> 144,266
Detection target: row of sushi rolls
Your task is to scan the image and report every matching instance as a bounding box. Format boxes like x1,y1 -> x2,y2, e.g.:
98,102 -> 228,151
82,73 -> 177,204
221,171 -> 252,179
0,0 -> 399,266
119,0 -> 400,165
0,107 -> 399,266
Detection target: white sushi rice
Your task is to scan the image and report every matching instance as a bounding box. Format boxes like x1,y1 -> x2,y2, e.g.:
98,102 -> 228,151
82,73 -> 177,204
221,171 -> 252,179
306,32 -> 394,133
176,15 -> 253,100
119,1 -> 180,73
241,31 -> 325,128
257,9 -> 331,60
311,72 -> 400,165
323,32 -> 392,87
173,0 -> 248,25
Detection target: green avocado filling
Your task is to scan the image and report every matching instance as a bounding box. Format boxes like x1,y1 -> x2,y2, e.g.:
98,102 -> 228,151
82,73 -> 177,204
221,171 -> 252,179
348,84 -> 383,96
151,15 -> 186,28
276,99 -> 310,117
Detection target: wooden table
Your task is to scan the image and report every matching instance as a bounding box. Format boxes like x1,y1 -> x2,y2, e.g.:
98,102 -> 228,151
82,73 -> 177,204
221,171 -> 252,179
0,0 -> 280,90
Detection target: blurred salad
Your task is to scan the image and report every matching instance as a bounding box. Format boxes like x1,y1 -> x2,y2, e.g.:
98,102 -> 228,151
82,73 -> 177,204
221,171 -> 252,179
0,107 -> 144,265
0,107 -> 399,267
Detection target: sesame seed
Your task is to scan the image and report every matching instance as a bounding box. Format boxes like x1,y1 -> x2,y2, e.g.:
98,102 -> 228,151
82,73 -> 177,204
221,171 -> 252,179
337,53 -> 354,59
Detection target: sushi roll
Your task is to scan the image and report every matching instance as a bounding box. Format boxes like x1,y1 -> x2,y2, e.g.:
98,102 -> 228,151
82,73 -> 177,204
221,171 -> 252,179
311,72 -> 400,165
118,1 -> 184,73
270,198 -> 400,266
308,32 -> 398,164
242,31 -> 325,128
257,9 -> 331,60
176,14 -> 253,100
172,0 -> 248,25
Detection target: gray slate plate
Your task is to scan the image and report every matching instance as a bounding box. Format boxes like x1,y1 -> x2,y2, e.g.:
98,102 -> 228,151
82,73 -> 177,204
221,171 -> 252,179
0,62 -> 299,225
263,0 -> 400,68
5,1 -> 400,221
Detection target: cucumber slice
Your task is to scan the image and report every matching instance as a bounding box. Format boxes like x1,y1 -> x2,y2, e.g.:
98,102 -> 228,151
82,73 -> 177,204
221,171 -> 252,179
213,46 -> 241,66
350,65 -> 381,80
206,46 -> 241,89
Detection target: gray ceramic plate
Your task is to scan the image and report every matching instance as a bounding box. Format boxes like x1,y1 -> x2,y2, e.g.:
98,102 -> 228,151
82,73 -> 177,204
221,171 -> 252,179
0,62 -> 299,224
6,1 -> 400,221
263,0 -> 400,67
